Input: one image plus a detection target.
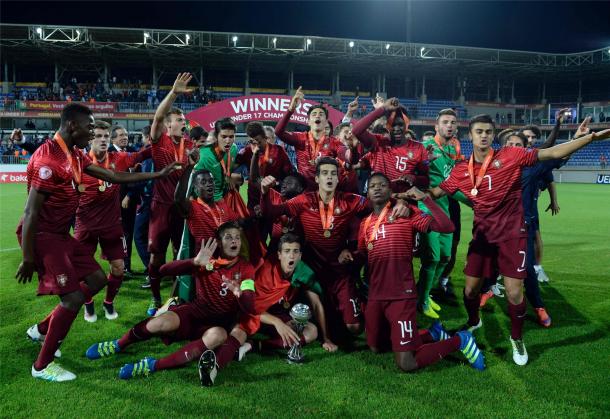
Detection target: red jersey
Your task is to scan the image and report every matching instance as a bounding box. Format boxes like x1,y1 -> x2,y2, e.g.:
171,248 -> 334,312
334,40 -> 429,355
275,109 -> 345,188
357,204 -> 431,300
439,147 -> 538,243
236,143 -> 293,179
151,132 -> 193,204
266,189 -> 304,250
74,149 -> 151,232
262,190 -> 368,263
186,198 -> 237,253
193,258 -> 255,317
359,136 -> 429,191
18,139 -> 92,235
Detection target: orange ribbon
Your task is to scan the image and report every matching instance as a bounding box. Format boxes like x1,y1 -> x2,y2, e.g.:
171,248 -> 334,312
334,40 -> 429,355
318,196 -> 335,235
308,131 -> 327,163
362,202 -> 391,249
54,132 -> 83,187
434,134 -> 462,161
195,198 -> 222,227
468,149 -> 494,195
89,150 -> 109,188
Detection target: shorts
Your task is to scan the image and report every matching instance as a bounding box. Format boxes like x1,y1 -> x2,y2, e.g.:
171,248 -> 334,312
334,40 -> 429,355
323,276 -> 362,325
365,299 -> 421,352
18,232 -> 101,296
161,303 -> 235,344
420,231 -> 453,263
464,236 -> 527,280
73,224 -> 127,261
148,200 -> 184,255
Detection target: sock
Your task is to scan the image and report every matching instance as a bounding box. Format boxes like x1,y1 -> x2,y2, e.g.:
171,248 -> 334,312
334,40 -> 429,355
148,263 -> 162,301
215,336 -> 241,370
33,305 -> 78,371
117,318 -> 153,349
104,273 -> 124,304
414,336 -> 460,369
419,329 -> 434,344
417,261 -> 437,306
463,290 -> 481,326
37,309 -> 56,335
80,283 -> 94,305
155,339 -> 207,371
508,299 -> 527,340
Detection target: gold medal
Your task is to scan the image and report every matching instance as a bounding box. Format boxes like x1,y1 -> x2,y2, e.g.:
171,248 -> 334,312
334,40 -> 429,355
471,188 -> 478,196
367,242 -> 374,251
283,299 -> 291,309
388,216 -> 395,223
77,184 -> 86,192
323,229 -> 331,238
98,184 -> 106,192
309,159 -> 315,165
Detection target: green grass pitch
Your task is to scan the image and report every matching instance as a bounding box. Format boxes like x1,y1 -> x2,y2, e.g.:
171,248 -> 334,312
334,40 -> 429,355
1,182 -> 609,418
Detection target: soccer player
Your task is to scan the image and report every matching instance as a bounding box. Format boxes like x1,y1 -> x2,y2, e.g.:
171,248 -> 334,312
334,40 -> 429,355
16,103 -> 179,382
274,87 -> 346,190
260,157 -> 408,343
351,97 -> 429,191
84,222 -> 256,383
147,73 -> 196,315
358,173 -> 484,372
423,114 -> 610,365
416,109 -> 465,319
73,120 -> 152,322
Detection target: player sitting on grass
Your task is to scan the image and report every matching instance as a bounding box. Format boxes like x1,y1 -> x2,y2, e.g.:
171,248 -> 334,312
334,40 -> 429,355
84,222 -> 256,381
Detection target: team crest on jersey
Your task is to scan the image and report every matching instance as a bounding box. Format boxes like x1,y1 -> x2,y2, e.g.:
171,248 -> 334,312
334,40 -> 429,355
334,207 -> 341,215
407,152 -> 413,159
39,166 -> 52,180
268,158 -> 274,165
323,143 -> 329,149
56,274 -> 68,287
110,163 -> 116,170
233,272 -> 241,281
493,159 -> 501,169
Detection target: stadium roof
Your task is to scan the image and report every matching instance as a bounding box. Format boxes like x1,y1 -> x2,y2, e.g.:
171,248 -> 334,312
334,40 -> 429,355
1,23 -> 609,81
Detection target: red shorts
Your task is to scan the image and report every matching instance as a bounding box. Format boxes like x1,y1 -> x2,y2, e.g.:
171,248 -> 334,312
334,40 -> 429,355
162,303 -> 235,344
148,201 -> 184,255
73,224 -> 127,262
365,299 -> 421,352
18,232 -> 101,296
324,276 -> 362,325
464,236 -> 527,280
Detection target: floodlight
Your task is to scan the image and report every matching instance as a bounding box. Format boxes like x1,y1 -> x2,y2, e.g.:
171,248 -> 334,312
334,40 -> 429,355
185,34 -> 190,42
349,41 -> 354,48
76,29 -> 81,36
306,38 -> 312,45
232,36 -> 238,42
36,27 -> 42,36
385,43 -> 390,50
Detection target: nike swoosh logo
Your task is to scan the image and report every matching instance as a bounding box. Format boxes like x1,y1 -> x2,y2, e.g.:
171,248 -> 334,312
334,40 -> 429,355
400,340 -> 411,345
517,268 -> 526,272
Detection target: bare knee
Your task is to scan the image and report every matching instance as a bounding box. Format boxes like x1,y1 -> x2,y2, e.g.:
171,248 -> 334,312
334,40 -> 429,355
230,326 -> 248,345
60,290 -> 86,311
110,259 -> 124,277
346,322 -> 363,335
202,327 -> 227,349
504,278 -> 524,305
395,352 -> 418,372
302,323 -> 318,343
147,312 -> 179,334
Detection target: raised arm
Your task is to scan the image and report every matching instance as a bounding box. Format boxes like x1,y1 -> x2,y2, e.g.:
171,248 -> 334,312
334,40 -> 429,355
351,97 -> 400,148
275,86 -> 304,147
174,165 -> 194,218
405,187 -> 454,233
15,188 -> 46,283
150,73 -> 193,143
260,175 -> 292,219
85,161 -> 181,184
538,129 -> 610,161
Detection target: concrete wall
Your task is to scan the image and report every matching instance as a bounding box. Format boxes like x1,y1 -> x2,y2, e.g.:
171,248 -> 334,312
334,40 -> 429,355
553,168 -> 610,184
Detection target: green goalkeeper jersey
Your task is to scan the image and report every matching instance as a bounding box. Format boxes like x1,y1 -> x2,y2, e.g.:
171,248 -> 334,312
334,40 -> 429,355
418,137 -> 459,215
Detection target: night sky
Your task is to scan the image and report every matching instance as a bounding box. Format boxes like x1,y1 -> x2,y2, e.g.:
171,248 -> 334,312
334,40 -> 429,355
2,0 -> 610,53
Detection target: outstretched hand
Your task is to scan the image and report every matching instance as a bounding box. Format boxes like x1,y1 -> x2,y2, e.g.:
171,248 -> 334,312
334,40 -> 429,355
158,161 -> 183,177
372,94 -> 384,110
289,86 -> 304,112
171,73 -> 193,95
194,238 -> 217,267
347,96 -> 359,114
384,97 -> 400,112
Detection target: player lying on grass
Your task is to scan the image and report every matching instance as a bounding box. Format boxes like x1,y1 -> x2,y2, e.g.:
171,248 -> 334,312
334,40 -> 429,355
17,103 -> 180,382
84,222 -> 256,382
356,173 -> 485,372
411,113 -> 610,366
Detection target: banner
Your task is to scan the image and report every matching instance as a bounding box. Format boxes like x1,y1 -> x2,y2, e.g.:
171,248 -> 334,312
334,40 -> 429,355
596,174 -> 610,184
186,95 -> 345,130
21,101 -> 117,112
0,164 -> 27,183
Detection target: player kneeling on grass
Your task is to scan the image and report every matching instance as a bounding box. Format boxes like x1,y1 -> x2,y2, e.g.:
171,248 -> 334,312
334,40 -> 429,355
84,222 -> 256,381
358,173 -> 485,372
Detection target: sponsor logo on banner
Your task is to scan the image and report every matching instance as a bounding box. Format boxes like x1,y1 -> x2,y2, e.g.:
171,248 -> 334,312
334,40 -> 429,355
24,101 -> 117,112
0,173 -> 28,183
596,174 -> 610,184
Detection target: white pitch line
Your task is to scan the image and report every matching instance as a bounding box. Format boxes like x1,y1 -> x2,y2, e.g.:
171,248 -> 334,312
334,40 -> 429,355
0,247 -> 20,252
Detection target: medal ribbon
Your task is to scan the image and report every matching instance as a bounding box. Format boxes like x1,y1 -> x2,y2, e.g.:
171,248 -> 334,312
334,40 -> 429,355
362,202 -> 391,248
468,149 -> 494,194
54,132 -> 83,187
201,256 -> 239,271
318,196 -> 335,232
174,137 -> 185,164
259,144 -> 271,176
434,134 -> 462,161
214,145 -> 232,177
195,198 -> 222,227
308,131 -> 326,162
89,150 -> 109,188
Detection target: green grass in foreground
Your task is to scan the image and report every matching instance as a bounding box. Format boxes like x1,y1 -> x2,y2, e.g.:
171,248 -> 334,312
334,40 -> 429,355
0,183 -> 609,418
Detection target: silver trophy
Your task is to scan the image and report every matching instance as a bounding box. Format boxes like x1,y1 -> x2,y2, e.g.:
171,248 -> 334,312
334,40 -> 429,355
287,303 -> 311,364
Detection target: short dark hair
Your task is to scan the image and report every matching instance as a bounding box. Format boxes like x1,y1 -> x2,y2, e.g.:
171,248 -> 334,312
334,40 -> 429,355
278,233 -> 302,252
468,114 -> 496,133
507,131 -> 528,147
165,107 -> 184,122
437,108 -> 457,120
497,128 -> 514,145
307,104 -> 328,119
216,220 -> 241,239
334,122 -> 351,136
214,117 -> 236,136
111,124 -> 126,139
141,125 -> 151,137
60,103 -> 92,127
193,169 -> 213,180
94,120 -> 110,130
315,156 -> 339,175
189,126 -> 208,141
368,171 -> 391,185
327,121 -> 334,134
423,131 -> 436,137
283,172 -> 306,189
522,125 -> 542,139
246,121 -> 266,138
